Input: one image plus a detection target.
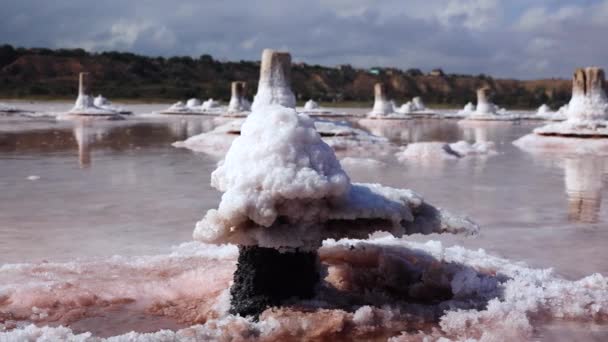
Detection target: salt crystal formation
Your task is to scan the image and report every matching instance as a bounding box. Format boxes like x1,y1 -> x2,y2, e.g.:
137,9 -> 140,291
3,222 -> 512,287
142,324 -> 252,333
64,73 -> 123,119
93,95 -> 132,114
534,67 -> 608,136
0,102 -> 25,114
368,83 -> 401,118
186,98 -> 202,108
300,99 -> 348,117
515,67 -> 608,154
226,81 -> 251,114
304,99 -> 320,110
201,98 -> 221,111
460,87 -> 514,120
251,49 -> 296,111
194,105 -> 478,249
161,97 -> 223,115
397,141 -> 496,162
175,118 -> 391,159
2,236 -> 608,341
412,96 -> 426,111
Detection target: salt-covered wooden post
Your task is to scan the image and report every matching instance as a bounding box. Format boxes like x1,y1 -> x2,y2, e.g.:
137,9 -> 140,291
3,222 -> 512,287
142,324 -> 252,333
475,86 -> 493,114
227,81 -> 250,113
78,72 -> 90,96
568,67 -> 608,122
251,49 -> 296,111
194,50 -> 478,319
370,82 -> 394,116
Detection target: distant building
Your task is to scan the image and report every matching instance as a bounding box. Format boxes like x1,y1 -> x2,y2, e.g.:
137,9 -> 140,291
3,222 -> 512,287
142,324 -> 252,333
369,68 -> 381,75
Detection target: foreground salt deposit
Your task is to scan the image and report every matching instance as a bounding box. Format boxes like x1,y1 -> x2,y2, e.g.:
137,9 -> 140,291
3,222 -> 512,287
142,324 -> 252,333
1,235 -> 607,341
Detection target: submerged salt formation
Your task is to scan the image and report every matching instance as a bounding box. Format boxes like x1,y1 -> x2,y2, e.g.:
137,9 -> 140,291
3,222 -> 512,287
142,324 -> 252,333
251,49 -> 296,111
226,82 -> 251,115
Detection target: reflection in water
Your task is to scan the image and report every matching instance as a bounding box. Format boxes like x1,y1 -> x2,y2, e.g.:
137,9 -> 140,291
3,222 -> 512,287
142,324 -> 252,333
357,119 -> 461,143
73,122 -> 108,168
564,157 -> 604,223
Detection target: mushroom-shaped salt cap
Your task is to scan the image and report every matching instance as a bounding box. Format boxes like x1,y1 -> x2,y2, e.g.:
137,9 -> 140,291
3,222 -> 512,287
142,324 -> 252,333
194,105 -> 478,250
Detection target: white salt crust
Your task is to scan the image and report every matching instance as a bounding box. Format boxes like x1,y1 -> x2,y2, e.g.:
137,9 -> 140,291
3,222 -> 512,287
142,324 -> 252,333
513,133 -> 608,155
0,102 -> 25,114
227,94 -> 251,114
192,105 -> 477,249
66,94 -> 122,118
531,68 -> 608,135
396,141 -> 497,162
174,116 -> 395,159
1,236 -> 607,341
250,50 -> 296,111
161,99 -> 224,115
93,95 -> 131,114
299,100 -> 348,117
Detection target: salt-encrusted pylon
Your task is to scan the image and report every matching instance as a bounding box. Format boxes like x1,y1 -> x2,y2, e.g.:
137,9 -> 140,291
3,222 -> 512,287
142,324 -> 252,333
368,83 -> 395,117
227,81 -> 251,113
251,49 -> 296,111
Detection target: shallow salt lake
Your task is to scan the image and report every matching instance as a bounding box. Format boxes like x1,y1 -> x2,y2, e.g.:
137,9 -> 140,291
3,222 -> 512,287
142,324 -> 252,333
2,103 -> 606,279
1,102 -> 608,340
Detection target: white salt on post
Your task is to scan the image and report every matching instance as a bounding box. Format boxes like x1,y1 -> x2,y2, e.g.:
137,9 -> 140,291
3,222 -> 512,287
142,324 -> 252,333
474,87 -> 495,116
251,49 -> 296,111
370,83 -> 394,116
529,67 -> 608,137
79,72 -> 89,96
227,81 -> 251,113
567,67 -> 608,123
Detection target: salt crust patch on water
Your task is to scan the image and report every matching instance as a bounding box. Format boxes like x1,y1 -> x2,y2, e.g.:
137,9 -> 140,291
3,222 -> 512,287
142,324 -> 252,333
173,116 -> 395,159
1,236 -> 607,341
397,141 -> 497,162
193,105 -> 477,248
514,133 -> 608,155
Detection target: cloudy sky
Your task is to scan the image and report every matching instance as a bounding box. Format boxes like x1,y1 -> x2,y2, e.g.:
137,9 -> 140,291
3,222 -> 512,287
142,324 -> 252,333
1,0 -> 607,79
